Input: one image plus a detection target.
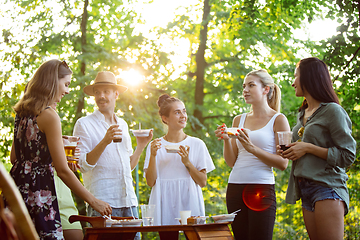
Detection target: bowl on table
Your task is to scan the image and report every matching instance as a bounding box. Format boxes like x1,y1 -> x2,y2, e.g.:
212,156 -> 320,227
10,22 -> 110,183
130,129 -> 152,137
211,214 -> 236,223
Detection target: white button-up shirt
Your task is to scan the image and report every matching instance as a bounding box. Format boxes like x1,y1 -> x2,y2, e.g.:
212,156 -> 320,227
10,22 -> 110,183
73,110 -> 138,208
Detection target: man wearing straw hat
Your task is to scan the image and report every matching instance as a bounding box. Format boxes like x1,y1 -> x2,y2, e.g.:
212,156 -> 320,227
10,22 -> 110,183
73,71 -> 152,228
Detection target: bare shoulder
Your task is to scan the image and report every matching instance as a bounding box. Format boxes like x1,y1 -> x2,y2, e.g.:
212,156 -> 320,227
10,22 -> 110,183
274,113 -> 289,123
232,114 -> 243,127
274,113 -> 290,132
37,107 -> 61,132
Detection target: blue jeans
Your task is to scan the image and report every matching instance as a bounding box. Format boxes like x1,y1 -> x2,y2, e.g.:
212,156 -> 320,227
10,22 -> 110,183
87,205 -> 140,240
298,177 -> 343,212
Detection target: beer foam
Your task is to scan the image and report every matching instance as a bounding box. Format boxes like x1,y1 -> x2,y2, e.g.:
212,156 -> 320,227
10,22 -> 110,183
65,142 -> 77,147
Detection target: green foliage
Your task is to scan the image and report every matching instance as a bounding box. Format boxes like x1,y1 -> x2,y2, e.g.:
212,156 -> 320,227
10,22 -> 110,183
346,171 -> 360,238
1,0 -> 359,239
322,0 -> 360,171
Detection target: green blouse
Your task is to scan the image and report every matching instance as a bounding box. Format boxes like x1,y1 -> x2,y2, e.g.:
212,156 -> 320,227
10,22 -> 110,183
285,102 -> 356,215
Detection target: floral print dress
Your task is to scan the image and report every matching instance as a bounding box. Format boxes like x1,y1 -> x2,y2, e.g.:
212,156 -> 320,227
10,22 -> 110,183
10,112 -> 63,240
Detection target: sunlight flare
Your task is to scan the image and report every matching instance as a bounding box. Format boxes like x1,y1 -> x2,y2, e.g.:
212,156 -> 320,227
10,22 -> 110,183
118,69 -> 144,87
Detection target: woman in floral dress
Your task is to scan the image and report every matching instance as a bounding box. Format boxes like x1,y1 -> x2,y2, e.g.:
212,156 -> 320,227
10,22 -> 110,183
10,59 -> 112,240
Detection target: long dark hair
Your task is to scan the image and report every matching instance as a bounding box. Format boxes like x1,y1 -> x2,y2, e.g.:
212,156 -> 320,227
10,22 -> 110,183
297,57 -> 339,111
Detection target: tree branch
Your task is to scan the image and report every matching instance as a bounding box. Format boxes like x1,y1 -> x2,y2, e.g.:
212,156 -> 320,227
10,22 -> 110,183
206,50 -> 244,68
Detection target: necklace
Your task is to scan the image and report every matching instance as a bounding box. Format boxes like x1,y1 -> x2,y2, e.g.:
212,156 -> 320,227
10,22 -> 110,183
164,134 -> 187,142
297,126 -> 304,142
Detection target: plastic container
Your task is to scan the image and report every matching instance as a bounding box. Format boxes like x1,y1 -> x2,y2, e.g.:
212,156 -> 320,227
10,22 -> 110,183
130,129 -> 152,137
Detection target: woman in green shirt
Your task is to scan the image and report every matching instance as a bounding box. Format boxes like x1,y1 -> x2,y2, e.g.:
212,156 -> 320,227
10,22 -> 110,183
281,57 -> 356,240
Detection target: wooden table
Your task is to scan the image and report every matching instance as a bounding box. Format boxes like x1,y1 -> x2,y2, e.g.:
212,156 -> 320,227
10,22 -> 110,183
69,215 -> 234,240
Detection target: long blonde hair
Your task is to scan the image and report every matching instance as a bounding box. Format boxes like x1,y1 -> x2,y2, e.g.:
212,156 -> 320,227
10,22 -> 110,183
245,69 -> 281,112
14,59 -> 72,117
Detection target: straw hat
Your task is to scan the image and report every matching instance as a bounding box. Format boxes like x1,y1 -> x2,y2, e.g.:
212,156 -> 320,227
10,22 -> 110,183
83,71 -> 128,96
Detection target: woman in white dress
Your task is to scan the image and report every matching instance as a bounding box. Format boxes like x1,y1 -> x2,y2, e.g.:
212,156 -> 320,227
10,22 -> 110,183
144,94 -> 215,226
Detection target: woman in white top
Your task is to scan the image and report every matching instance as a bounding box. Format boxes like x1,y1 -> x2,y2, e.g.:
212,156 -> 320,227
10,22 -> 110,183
144,94 -> 215,227
215,69 -> 290,240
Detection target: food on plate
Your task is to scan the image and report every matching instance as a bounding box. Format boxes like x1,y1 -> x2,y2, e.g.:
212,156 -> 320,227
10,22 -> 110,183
164,145 -> 181,153
225,127 -> 250,138
187,216 -> 207,225
225,128 -> 240,138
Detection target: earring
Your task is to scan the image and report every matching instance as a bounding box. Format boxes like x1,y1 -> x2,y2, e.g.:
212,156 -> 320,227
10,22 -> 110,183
267,87 -> 273,99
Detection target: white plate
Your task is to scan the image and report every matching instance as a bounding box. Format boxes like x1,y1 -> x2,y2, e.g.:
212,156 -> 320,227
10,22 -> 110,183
225,128 -> 250,138
130,129 -> 152,137
211,214 -> 236,223
111,224 -> 123,227
121,219 -> 142,226
112,219 -> 143,227
165,145 -> 180,153
225,128 -> 240,138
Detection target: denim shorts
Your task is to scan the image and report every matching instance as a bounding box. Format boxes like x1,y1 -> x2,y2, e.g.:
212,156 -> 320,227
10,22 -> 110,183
298,177 -> 343,212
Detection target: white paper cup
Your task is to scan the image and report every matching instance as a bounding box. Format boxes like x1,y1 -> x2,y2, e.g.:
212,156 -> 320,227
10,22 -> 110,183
180,210 -> 191,225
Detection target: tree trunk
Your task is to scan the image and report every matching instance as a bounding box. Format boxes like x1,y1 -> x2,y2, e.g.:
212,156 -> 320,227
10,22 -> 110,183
74,0 -> 88,123
73,0 -> 88,225
193,0 -> 210,130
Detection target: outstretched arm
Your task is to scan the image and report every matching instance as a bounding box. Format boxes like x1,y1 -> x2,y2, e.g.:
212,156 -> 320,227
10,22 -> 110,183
130,130 -> 153,170
37,108 -> 112,216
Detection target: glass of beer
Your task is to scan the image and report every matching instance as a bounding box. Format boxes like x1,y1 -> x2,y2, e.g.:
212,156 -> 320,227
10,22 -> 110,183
63,136 -> 80,164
